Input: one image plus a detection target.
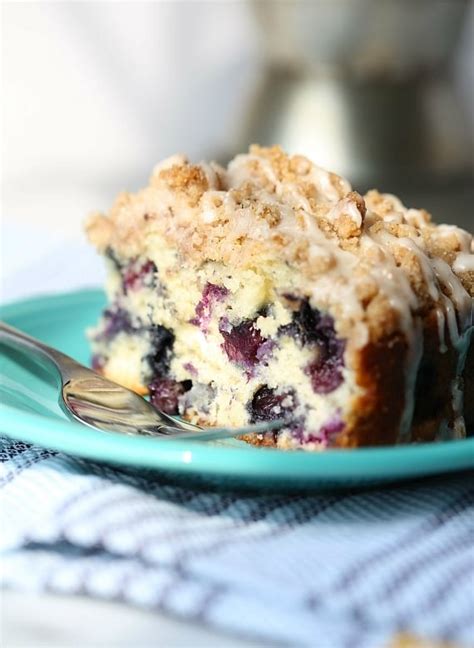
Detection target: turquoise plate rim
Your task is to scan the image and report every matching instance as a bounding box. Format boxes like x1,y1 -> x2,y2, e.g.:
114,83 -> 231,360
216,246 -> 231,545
1,289 -> 473,486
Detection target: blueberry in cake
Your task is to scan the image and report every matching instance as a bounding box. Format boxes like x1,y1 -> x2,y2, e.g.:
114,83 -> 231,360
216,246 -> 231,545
86,146 -> 473,449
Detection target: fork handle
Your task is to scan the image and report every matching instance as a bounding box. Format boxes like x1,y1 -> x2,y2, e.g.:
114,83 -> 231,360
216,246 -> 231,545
0,321 -> 81,381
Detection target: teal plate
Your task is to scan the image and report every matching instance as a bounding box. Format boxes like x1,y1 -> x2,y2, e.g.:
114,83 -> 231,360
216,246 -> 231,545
1,289 -> 473,491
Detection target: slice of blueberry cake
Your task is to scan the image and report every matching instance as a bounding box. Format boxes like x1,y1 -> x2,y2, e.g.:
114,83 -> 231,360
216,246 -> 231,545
86,146 -> 473,449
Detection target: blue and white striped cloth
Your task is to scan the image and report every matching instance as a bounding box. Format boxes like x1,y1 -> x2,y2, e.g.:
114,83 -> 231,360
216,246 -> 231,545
1,436 -> 473,648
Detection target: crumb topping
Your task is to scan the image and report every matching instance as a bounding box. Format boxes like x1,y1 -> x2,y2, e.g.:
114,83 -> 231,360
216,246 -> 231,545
86,145 -> 473,349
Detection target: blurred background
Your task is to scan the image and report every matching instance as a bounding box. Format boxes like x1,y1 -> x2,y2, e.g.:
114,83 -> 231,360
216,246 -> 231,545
2,0 -> 473,301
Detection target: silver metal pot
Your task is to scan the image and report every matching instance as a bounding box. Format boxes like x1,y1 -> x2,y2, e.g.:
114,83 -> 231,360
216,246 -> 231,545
236,0 -> 472,191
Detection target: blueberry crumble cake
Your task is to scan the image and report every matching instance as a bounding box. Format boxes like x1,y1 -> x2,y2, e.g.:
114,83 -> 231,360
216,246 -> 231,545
86,146 -> 473,449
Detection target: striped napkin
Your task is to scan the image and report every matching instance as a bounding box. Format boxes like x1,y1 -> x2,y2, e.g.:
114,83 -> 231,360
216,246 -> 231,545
1,437 -> 473,648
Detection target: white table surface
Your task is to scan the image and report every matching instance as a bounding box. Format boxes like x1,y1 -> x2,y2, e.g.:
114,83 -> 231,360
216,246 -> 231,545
2,591 -> 264,648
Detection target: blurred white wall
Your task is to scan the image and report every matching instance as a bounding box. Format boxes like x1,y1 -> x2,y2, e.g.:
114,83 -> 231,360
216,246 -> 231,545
2,2 -> 259,238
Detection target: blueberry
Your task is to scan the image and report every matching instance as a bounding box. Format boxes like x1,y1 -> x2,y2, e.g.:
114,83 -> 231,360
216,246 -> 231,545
293,300 -> 334,345
255,339 -> 276,362
99,308 -> 133,340
123,259 -> 156,292
280,298 -> 345,394
248,386 -> 295,423
183,362 -> 198,376
306,338 -> 345,394
148,376 -> 192,414
319,415 -> 345,441
148,324 -> 174,374
277,321 -> 301,339
219,319 -> 267,368
190,283 -> 229,331
290,414 -> 345,446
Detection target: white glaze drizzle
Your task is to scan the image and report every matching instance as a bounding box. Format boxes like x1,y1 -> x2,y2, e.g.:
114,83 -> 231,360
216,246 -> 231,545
361,234 -> 418,314
436,224 -> 472,251
307,165 -> 351,201
453,252 -> 474,274
370,229 -> 471,372
328,195 -> 363,228
439,293 -> 460,346
379,192 -> 404,211
404,208 -> 430,229
374,229 -> 440,301
431,258 -> 472,334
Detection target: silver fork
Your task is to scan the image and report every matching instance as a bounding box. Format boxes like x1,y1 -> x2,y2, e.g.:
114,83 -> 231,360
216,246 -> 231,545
0,322 -> 286,441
